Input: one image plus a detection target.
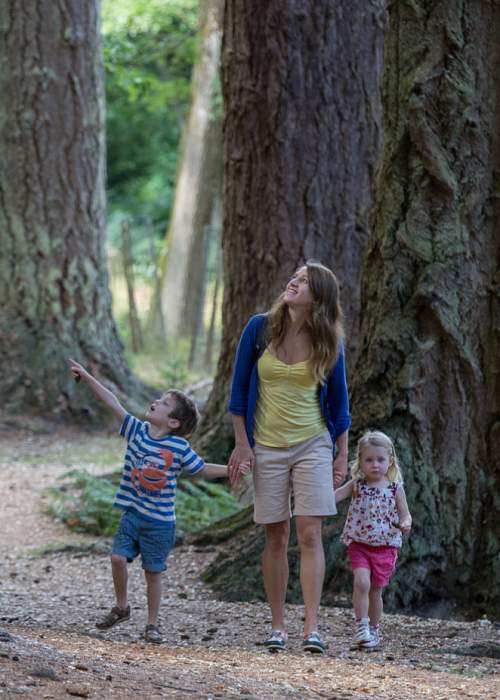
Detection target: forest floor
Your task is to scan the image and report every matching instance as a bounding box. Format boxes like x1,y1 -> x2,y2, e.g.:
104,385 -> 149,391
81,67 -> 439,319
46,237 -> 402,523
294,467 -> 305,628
0,420 -> 499,700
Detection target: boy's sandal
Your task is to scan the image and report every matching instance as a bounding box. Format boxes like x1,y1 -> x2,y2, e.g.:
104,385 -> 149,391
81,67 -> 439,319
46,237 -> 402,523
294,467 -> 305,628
95,605 -> 130,630
303,631 -> 326,654
144,624 -> 163,644
263,629 -> 287,651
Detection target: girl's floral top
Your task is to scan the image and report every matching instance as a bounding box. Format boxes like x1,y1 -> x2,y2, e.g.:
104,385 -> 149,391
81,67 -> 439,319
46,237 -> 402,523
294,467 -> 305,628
341,479 -> 402,548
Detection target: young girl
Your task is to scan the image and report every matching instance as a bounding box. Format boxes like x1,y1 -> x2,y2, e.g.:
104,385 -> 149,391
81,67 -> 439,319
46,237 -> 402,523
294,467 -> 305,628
335,431 -> 412,649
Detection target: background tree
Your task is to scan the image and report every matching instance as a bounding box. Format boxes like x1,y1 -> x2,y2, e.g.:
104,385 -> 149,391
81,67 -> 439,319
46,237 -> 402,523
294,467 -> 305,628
102,0 -> 198,348
203,0 -> 500,618
196,0 -> 385,460
152,0 -> 224,344
0,0 -> 144,417
103,0 -> 197,245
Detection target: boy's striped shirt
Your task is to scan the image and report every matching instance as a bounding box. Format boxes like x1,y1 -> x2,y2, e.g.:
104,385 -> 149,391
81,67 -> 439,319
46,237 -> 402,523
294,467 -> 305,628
113,414 -> 204,523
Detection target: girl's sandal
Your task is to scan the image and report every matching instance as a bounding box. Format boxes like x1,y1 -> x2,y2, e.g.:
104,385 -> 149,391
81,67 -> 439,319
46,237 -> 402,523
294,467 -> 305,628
144,624 -> 163,644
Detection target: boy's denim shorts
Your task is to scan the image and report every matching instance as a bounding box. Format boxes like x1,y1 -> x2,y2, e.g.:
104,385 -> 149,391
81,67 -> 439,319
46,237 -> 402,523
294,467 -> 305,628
111,508 -> 176,573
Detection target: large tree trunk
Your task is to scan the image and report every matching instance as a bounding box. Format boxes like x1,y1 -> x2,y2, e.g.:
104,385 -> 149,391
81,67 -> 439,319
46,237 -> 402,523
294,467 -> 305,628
0,1 -> 145,418
200,1 -> 500,620
196,0 -> 384,460
155,0 -> 223,340
345,0 -> 500,617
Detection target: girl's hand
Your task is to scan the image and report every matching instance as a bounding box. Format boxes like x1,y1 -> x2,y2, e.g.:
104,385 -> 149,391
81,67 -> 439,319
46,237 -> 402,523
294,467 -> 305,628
228,445 -> 255,485
395,486 -> 412,535
333,452 -> 348,488
399,517 -> 412,535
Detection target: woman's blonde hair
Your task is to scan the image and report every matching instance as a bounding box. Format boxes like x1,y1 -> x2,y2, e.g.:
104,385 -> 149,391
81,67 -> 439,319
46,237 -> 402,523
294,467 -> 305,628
267,260 -> 344,384
351,431 -> 403,483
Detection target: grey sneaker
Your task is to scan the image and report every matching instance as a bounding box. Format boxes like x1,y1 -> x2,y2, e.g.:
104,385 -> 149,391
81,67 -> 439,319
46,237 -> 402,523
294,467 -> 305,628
144,624 -> 163,644
354,621 -> 371,645
303,632 -> 326,654
96,605 -> 130,630
361,626 -> 381,649
263,629 -> 287,651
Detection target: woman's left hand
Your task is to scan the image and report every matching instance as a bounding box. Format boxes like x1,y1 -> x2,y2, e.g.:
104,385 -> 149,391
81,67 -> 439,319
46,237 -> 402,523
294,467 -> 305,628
332,452 -> 348,488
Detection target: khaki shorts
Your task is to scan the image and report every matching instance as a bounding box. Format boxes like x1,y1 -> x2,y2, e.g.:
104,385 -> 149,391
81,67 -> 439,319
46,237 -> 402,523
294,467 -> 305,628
253,430 -> 336,524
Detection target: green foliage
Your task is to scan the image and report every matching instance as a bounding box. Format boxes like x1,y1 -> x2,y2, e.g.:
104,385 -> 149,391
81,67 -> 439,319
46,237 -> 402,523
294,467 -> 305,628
176,479 -> 240,532
159,355 -> 189,388
46,468 -> 242,537
46,470 -> 121,537
102,0 -> 198,269
125,345 -> 192,388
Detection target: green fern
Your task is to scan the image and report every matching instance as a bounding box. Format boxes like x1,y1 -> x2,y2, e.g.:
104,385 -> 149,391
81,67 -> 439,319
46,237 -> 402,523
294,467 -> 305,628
46,469 -> 242,536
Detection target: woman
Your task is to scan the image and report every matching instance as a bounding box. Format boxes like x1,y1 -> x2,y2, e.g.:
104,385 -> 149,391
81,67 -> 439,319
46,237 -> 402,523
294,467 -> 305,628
228,260 -> 351,653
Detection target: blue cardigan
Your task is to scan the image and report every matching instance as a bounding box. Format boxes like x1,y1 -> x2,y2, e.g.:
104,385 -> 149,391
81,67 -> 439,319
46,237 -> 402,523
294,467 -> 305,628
228,314 -> 351,448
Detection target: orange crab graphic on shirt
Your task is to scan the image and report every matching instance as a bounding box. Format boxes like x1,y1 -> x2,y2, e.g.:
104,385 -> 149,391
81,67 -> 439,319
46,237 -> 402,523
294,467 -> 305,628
130,449 -> 173,494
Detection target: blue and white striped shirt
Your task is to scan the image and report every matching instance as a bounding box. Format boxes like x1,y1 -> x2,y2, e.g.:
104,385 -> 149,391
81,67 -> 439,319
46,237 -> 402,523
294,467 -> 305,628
113,414 -> 205,523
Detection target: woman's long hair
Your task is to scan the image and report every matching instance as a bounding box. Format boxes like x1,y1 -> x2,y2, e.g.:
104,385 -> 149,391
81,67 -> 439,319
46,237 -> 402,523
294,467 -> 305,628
351,431 -> 404,483
267,260 -> 344,383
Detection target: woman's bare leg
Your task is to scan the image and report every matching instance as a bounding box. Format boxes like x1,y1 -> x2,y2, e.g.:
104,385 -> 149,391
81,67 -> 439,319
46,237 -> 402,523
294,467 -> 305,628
295,516 -> 324,635
262,520 -> 290,631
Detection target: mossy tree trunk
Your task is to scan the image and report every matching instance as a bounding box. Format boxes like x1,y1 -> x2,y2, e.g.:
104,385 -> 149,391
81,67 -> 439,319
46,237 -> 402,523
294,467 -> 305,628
196,0 -> 385,460
346,0 -> 500,617
0,1 -> 145,419
202,1 -> 500,618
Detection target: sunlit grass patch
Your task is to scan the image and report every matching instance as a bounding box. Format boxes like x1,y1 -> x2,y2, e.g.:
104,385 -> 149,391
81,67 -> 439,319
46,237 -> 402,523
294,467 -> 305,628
0,435 -> 124,469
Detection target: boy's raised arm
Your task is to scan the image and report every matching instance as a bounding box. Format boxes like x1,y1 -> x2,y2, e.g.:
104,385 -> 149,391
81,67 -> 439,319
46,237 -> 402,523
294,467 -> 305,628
69,358 -> 127,422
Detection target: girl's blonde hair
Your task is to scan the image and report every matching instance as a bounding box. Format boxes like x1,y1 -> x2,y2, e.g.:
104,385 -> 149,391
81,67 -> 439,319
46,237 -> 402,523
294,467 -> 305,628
267,260 -> 344,384
351,431 -> 403,483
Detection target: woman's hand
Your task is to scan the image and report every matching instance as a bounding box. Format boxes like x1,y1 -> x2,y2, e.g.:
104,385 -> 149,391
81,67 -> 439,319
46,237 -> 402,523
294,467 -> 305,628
332,451 -> 348,488
228,444 -> 255,485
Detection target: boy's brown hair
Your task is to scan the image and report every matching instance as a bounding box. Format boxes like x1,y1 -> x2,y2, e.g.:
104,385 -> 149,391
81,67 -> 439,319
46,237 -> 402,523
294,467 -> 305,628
167,390 -> 200,437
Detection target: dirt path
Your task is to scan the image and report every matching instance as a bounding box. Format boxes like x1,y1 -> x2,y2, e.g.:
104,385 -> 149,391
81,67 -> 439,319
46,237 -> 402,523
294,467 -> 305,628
0,425 -> 499,699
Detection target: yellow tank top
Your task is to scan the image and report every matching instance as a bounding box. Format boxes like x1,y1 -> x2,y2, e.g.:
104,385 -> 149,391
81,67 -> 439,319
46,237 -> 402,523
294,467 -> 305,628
253,349 -> 326,447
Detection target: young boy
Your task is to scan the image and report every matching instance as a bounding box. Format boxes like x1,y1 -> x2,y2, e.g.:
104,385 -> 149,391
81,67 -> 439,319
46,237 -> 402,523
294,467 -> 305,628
69,358 -> 235,644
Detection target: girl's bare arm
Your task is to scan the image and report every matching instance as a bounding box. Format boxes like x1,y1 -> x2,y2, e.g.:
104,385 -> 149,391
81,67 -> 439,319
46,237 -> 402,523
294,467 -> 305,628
395,486 -> 412,534
335,479 -> 354,503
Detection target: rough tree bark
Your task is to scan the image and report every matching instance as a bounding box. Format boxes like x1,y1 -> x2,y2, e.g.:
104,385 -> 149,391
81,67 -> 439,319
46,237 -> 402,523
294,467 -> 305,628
196,0 -> 384,460
155,0 -> 223,340
344,0 -> 500,617
201,1 -> 500,619
0,1 -> 145,418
